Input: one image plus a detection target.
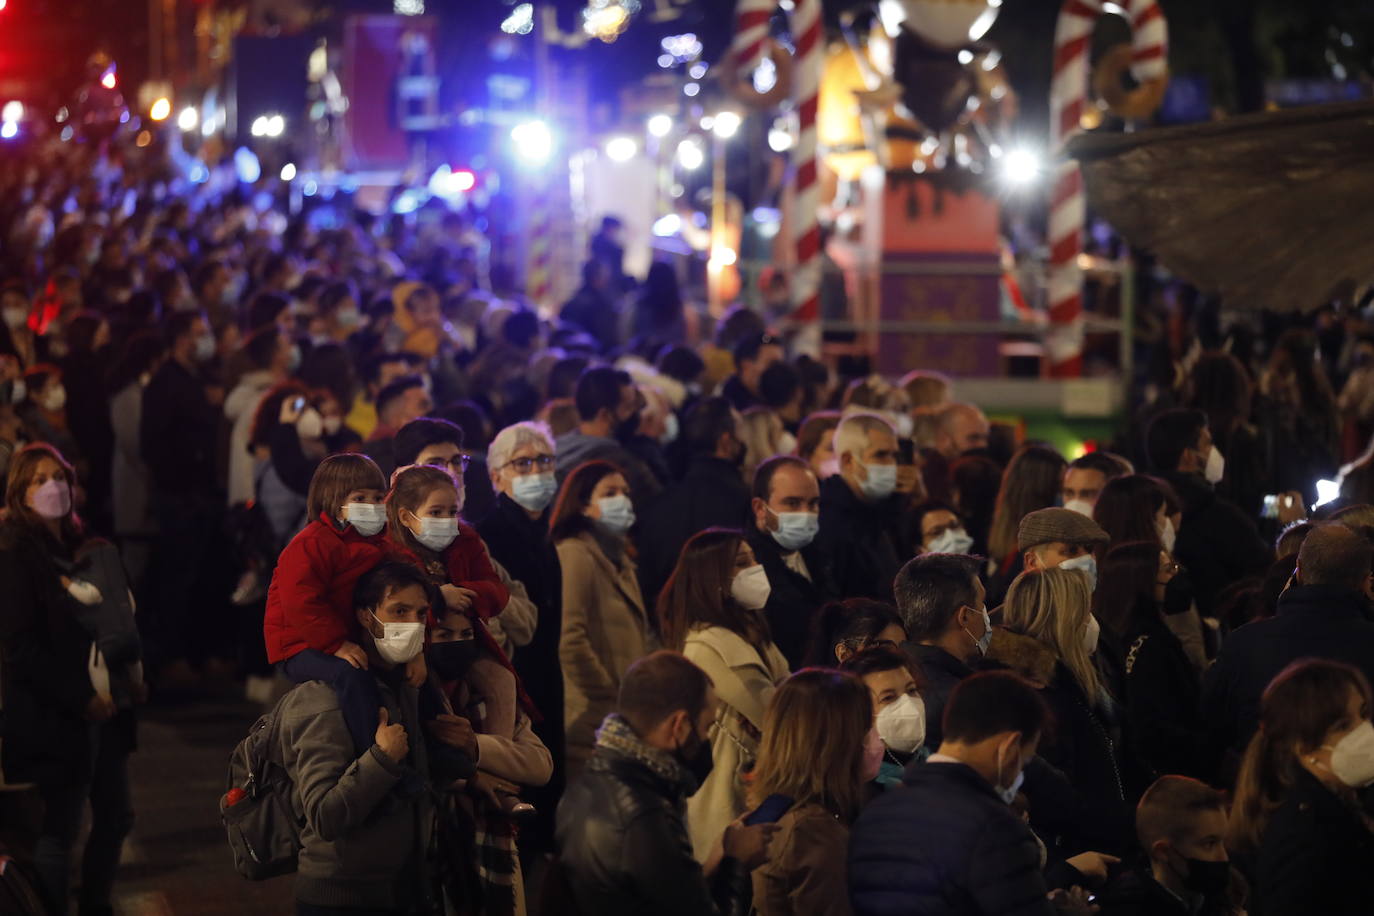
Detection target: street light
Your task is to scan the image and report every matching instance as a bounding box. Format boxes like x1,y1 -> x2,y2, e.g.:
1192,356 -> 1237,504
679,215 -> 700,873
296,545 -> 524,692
177,107 -> 199,132
712,111 -> 741,139
511,119 -> 554,166
676,138 -> 704,171
998,148 -> 1042,188
646,114 -> 672,138
604,136 -> 638,162
149,98 -> 172,122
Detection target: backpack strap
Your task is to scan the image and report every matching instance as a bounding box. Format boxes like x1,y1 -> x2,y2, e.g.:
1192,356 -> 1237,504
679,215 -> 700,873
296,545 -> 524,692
1124,635 -> 1149,675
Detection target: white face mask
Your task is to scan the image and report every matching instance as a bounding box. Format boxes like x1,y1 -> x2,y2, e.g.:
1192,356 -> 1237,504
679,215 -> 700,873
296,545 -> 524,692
322,415 -> 343,436
857,460 -> 898,501
411,515 -> 459,552
928,527 -> 973,555
894,413 -> 914,440
369,611 -> 425,665
730,564 -> 772,610
777,430 -> 798,455
1327,721 -> 1374,788
343,502 -> 385,537
875,693 -> 926,755
296,407 -> 324,440
1062,498 -> 1094,518
40,385 -> 67,412
2,306 -> 27,330
1204,446 -> 1225,485
995,737 -> 1027,805
1059,553 -> 1098,592
1158,516 -> 1177,554
1083,614 -> 1101,655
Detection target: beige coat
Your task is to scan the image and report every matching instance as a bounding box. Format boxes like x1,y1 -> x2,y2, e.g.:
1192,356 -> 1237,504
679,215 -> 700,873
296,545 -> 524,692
751,802 -> 853,916
557,531 -> 649,772
683,625 -> 790,860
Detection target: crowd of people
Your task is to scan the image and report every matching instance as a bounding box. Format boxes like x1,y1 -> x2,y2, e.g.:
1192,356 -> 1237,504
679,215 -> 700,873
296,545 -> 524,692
5,135 -> 1374,916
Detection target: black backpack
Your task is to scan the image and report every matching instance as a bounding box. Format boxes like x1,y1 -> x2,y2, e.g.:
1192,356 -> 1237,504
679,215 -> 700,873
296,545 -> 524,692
222,695 -> 303,880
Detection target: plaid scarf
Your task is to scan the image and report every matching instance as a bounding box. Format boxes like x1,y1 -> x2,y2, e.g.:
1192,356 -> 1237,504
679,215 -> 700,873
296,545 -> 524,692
594,714 -> 698,797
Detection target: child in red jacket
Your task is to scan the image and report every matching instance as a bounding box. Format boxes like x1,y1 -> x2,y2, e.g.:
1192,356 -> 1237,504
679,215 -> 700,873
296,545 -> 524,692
385,464 -> 509,625
263,453 -> 418,753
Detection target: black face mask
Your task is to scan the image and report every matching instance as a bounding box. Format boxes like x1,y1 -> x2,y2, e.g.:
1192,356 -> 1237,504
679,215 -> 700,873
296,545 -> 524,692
676,727 -> 715,794
1172,853 -> 1230,897
430,638 -> 479,682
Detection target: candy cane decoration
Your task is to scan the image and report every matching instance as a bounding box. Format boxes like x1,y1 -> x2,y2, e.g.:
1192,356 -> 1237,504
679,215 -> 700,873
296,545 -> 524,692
729,0 -> 823,352
1047,0 -> 1167,377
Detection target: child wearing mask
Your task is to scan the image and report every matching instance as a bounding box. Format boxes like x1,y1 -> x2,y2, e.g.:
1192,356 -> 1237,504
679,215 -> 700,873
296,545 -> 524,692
263,453 -> 408,755
385,464 -> 512,730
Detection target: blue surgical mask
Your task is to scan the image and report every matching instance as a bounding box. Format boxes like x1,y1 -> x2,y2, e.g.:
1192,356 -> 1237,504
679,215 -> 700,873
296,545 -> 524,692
1059,553 -> 1098,592
194,333 -> 216,362
343,502 -> 385,537
767,507 -> 819,552
412,516 -> 459,552
962,606 -> 993,657
511,472 -> 558,514
595,494 -> 635,536
858,461 -> 898,501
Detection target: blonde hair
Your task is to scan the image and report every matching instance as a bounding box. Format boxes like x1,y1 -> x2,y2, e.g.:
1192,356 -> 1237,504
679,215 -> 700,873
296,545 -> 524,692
749,669 -> 872,823
738,406 -> 783,480
1003,567 -> 1100,701
833,412 -> 895,462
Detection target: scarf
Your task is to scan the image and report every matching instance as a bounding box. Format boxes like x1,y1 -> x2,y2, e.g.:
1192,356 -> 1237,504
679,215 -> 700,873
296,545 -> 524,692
594,713 -> 699,797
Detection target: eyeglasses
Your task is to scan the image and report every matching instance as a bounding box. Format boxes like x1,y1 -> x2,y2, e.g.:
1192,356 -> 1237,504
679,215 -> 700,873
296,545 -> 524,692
501,454 -> 555,474
424,455 -> 471,474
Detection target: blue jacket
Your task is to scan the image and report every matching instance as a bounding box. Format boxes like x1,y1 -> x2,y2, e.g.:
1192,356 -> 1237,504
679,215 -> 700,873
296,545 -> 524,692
849,761 -> 1056,916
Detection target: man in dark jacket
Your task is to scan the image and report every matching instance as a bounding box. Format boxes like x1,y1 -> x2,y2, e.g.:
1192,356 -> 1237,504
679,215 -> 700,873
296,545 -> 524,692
140,309 -> 227,674
479,420 -> 564,855
638,397 -> 750,607
719,332 -> 783,412
850,671 -> 1092,916
1202,522 -> 1374,757
746,456 -> 834,667
277,562 -> 440,913
556,651 -> 774,916
893,553 -> 988,751
554,367 -> 662,507
1096,776 -> 1235,916
559,260 -> 619,353
1147,408 -> 1271,615
813,412 -> 908,600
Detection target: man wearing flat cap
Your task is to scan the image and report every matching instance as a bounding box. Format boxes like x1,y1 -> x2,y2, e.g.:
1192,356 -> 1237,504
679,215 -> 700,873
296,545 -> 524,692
988,507 -> 1110,607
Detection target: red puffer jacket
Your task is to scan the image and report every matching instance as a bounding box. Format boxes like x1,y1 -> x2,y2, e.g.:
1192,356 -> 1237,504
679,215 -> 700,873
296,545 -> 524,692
387,521 -> 509,620
263,515 -> 387,663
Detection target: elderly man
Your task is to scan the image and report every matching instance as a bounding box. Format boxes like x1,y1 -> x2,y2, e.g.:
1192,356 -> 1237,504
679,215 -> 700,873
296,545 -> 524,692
813,412 -> 914,601
922,401 -> 992,501
987,507 -> 1109,608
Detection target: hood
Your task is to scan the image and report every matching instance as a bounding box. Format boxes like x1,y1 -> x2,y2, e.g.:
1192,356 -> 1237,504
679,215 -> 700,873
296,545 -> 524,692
983,627 -> 1058,688
556,431 -> 613,467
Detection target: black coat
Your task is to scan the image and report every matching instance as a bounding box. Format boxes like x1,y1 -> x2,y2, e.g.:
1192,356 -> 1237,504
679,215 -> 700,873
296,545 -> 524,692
555,744 -> 720,915
746,525 -> 834,668
1157,471 -> 1271,616
477,493 -> 564,743
849,761 -> 1056,916
813,475 -> 905,602
1253,767 -> 1374,916
904,642 -> 974,752
1121,610 -> 1215,780
1202,585 -> 1374,757
1096,868 -> 1233,916
0,521 -> 102,785
140,358 -> 219,498
637,455 -> 751,606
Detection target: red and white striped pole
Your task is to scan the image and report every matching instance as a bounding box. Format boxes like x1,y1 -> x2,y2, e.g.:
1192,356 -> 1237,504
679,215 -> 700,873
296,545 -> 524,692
729,0 -> 823,355
1047,0 -> 1166,377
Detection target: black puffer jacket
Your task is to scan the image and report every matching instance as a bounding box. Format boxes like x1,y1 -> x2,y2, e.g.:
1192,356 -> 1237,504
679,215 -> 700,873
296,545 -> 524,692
555,730 -> 720,915
849,761 -> 1056,916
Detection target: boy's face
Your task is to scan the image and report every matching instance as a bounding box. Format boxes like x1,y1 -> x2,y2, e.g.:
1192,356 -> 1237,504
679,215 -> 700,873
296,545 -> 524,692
1162,809 -> 1229,865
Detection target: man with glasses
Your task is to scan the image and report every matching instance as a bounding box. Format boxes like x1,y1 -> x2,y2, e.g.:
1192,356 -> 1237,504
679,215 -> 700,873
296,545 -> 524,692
479,420 -> 566,863
393,418 -> 495,524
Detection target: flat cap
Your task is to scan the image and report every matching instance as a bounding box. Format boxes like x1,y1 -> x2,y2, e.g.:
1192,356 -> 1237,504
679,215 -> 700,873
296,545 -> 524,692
1018,507 -> 1110,552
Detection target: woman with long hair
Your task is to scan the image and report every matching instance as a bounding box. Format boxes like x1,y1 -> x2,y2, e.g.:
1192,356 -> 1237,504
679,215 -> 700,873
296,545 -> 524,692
748,668 -> 881,916
841,646 -> 928,788
659,527 -> 791,860
986,445 -> 1067,601
804,598 -> 906,667
796,411 -> 841,480
549,460 -> 648,775
991,566 -> 1134,853
1094,541 -> 1214,779
1229,659 -> 1374,914
1260,328 -> 1341,502
0,444 -> 141,914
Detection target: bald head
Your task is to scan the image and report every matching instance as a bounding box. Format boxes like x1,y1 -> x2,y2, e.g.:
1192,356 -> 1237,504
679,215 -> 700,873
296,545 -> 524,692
1297,523 -> 1374,593
934,402 -> 990,460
